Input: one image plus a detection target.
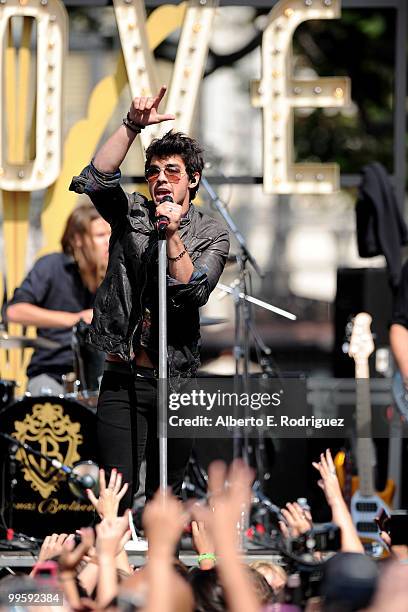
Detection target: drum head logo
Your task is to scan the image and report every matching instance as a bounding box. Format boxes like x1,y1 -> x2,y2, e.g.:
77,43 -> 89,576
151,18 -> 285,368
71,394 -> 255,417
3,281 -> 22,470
12,402 -> 83,499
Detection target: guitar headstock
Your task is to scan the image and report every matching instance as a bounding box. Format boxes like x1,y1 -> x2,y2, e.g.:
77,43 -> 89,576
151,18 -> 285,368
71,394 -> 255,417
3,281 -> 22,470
348,312 -> 375,363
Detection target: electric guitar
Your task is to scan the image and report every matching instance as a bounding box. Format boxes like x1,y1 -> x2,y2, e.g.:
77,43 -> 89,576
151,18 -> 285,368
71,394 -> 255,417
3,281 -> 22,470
347,312 -> 394,549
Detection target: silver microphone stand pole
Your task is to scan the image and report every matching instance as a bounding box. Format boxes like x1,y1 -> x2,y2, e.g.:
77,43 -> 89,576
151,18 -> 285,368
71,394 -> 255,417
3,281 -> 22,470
158,225 -> 168,492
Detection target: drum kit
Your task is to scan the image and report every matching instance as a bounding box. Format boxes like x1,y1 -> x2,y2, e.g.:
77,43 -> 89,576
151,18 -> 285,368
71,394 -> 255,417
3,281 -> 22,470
0,327 -> 101,541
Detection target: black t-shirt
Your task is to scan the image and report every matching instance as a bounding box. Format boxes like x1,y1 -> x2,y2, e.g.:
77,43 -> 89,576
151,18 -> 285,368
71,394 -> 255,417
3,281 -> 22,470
391,259 -> 408,329
7,253 -> 95,380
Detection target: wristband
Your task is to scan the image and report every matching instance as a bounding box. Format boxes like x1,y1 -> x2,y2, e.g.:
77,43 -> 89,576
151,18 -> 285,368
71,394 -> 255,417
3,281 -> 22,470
168,249 -> 186,262
123,118 -> 142,134
126,112 -> 146,130
197,553 -> 216,563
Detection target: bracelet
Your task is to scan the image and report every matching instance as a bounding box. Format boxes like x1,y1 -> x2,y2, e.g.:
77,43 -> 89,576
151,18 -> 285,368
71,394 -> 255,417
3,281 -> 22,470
123,118 -> 142,134
126,112 -> 146,130
168,249 -> 186,263
197,553 -> 216,563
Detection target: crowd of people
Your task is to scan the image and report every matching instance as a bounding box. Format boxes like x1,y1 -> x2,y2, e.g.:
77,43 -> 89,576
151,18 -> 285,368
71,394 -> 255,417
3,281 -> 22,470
0,449 -> 407,612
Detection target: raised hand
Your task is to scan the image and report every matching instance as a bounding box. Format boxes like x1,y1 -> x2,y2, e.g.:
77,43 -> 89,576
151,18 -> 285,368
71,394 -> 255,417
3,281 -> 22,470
313,449 -> 364,553
95,513 -> 131,609
312,449 -> 343,507
58,527 -> 95,573
192,459 -> 254,550
191,519 -> 216,570
37,532 -> 75,563
192,460 -> 259,612
87,468 -> 128,520
279,502 -> 313,539
191,519 -> 215,556
143,489 -> 187,555
95,513 -> 131,559
128,86 -> 175,127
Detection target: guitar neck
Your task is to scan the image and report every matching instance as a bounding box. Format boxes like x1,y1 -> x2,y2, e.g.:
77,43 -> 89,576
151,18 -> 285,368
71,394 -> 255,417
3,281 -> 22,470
355,359 -> 369,380
354,358 -> 375,496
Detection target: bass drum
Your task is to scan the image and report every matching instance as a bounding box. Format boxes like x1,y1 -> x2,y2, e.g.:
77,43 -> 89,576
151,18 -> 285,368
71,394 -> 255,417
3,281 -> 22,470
0,395 -> 97,539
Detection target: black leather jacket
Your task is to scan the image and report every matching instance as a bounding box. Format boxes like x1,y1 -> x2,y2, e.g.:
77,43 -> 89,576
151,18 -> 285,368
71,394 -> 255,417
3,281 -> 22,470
70,163 -> 230,379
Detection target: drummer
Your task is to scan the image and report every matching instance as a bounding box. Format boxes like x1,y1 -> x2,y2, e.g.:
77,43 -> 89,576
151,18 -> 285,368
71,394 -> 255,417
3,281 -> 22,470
6,203 -> 110,395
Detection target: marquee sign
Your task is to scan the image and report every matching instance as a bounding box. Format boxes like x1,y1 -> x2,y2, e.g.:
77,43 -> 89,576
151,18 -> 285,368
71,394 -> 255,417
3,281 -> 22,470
0,0 -> 67,190
0,0 -> 349,194
251,0 -> 350,193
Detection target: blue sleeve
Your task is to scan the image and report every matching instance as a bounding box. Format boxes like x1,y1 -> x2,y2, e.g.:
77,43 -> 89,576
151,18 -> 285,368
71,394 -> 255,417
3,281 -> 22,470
69,162 -> 129,226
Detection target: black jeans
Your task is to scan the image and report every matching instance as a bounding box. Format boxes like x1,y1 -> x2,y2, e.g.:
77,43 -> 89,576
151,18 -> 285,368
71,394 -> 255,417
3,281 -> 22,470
96,364 -> 194,511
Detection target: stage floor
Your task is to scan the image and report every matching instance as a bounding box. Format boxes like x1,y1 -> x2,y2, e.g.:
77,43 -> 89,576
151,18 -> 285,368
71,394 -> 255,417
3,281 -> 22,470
0,549 -> 283,569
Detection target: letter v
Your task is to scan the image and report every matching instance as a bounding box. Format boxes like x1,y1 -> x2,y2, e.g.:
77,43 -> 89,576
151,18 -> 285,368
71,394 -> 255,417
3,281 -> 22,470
113,0 -> 217,148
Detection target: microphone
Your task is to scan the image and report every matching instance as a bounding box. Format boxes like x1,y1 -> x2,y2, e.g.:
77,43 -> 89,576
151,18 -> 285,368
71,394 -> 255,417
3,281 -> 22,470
50,458 -> 94,489
72,472 -> 95,489
68,460 -> 100,501
156,194 -> 174,232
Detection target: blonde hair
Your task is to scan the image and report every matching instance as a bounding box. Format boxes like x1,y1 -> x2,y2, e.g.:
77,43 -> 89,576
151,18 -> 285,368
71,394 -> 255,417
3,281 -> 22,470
249,561 -> 287,584
61,202 -> 106,292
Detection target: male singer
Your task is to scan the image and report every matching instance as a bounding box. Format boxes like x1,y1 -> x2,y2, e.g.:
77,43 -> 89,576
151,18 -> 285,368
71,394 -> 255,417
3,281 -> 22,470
70,86 -> 230,509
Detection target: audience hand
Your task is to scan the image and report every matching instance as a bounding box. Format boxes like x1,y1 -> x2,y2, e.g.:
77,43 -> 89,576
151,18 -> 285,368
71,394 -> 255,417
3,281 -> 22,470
95,513 -> 131,559
192,459 -> 254,550
87,468 -> 128,519
143,489 -> 187,556
191,519 -> 215,555
313,448 -> 364,554
279,502 -> 313,539
37,533 -> 75,563
58,527 -> 95,574
191,519 -> 216,569
312,449 -> 343,507
366,561 -> 408,612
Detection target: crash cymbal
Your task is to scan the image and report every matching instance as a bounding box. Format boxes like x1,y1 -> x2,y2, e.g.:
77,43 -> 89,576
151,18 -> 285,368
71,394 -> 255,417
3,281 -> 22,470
0,334 -> 61,350
199,316 -> 227,326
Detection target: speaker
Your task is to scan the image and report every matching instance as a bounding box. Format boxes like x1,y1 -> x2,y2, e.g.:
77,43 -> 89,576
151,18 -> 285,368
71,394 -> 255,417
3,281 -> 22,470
334,267 -> 393,378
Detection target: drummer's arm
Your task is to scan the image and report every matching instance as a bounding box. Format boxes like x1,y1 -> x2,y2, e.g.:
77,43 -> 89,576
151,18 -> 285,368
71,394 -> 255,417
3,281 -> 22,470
390,323 -> 408,383
390,261 -> 408,382
6,303 -> 93,328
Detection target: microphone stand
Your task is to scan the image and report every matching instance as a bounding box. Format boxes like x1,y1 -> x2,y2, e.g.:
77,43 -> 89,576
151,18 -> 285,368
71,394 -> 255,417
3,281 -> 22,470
200,177 -> 263,279
200,176 -> 265,461
157,225 -> 168,491
8,441 -> 18,530
201,176 -> 297,548
0,432 -> 97,495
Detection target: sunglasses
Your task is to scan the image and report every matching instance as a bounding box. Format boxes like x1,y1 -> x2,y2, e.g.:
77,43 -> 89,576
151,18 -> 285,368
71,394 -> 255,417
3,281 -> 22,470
145,165 -> 187,184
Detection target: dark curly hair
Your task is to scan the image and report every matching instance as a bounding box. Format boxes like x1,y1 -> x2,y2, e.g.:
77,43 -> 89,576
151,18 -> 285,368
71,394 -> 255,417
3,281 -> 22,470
145,130 -> 204,200
187,568 -> 226,612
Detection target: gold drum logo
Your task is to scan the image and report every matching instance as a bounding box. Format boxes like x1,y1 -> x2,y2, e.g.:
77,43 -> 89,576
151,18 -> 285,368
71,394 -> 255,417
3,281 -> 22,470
13,402 -> 83,499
